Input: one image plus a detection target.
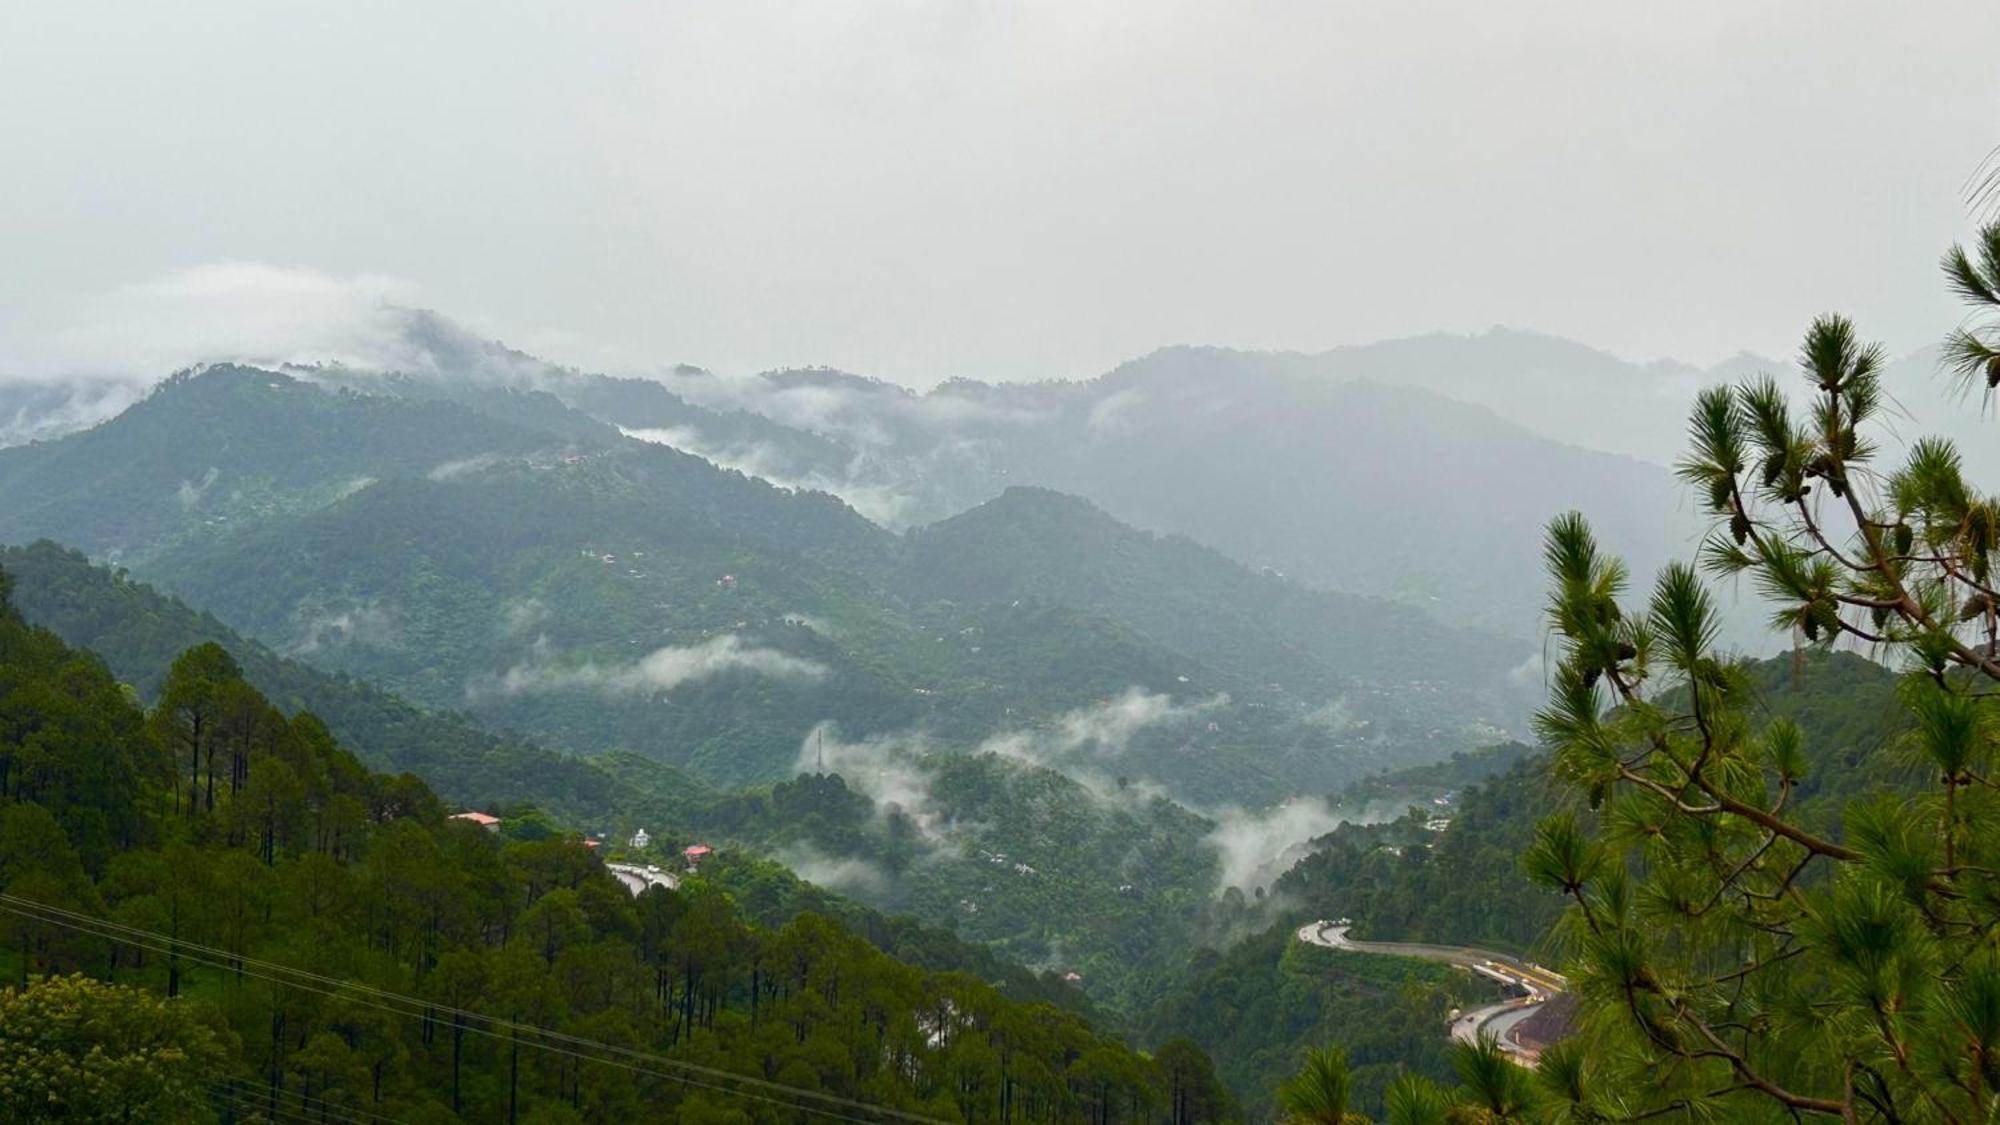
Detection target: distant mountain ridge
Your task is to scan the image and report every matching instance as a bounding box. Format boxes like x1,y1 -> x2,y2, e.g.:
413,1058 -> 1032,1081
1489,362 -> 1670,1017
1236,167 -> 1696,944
0,310 -> 1791,635
0,362 -> 1530,807
907,486 -> 1523,688
627,332 -> 1724,634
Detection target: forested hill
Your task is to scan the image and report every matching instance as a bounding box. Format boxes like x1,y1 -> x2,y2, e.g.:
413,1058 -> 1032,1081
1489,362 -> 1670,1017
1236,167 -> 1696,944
907,487 -> 1523,688
0,564 -> 1230,1122
0,541 -> 1186,1017
0,364 -> 1534,804
0,541 -> 1242,1023
1275,647 -> 1907,957
0,539 -> 642,818
1135,648 -> 1912,1117
0,365 -> 583,560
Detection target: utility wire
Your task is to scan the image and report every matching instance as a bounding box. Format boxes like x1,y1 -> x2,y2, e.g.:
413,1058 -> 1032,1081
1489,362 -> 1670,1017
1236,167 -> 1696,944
209,1076 -> 409,1125
3,891 -> 939,1119
208,1080 -> 390,1125
0,893 -> 946,1124
3,898 -> 901,1124
3,899 -> 893,1124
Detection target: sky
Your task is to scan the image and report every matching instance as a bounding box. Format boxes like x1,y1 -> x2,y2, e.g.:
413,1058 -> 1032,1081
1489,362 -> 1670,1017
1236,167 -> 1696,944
3,1 -> 1998,386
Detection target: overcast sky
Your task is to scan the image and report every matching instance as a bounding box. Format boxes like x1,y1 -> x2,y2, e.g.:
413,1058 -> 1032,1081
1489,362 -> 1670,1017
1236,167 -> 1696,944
3,1 -> 1998,385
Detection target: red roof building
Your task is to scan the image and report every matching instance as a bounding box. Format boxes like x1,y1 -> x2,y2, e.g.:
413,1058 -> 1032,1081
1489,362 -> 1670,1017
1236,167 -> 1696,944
450,811 -> 501,830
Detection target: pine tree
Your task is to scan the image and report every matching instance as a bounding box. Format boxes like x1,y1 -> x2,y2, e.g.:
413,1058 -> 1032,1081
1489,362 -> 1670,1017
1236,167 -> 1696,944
1517,219 -> 2000,1120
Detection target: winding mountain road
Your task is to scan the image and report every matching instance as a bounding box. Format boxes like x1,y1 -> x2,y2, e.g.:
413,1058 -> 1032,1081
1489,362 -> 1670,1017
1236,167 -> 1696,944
606,862 -> 680,896
1296,920 -> 1565,1063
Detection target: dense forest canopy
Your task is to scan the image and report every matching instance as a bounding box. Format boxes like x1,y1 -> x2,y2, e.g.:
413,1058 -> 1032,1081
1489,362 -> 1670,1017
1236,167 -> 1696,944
0,564 -> 1232,1122
0,542 -> 1221,1011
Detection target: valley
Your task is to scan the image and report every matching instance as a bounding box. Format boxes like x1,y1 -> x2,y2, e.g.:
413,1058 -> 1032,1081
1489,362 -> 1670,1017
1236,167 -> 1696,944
0,299 -> 1974,1122
5,9 -> 1995,1121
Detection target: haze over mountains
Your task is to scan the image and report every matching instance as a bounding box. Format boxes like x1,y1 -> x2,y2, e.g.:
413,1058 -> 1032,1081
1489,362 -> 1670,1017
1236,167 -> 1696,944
0,333 -> 1575,1015
0,304 -> 1966,968
11,301 -> 1983,692
0,346 -> 1530,804
0,306 -> 1846,636
5,294 -> 1994,1122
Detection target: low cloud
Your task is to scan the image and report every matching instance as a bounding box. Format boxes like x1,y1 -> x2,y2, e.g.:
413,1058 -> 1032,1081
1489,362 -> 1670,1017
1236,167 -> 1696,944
177,466 -> 220,510
500,598 -> 549,637
789,691 -> 1220,831
1204,797 -> 1347,895
0,379 -> 144,447
797,723 -> 940,834
286,599 -> 402,656
622,424 -> 918,527
0,263 -> 565,412
1300,697 -> 1362,737
621,425 -> 704,450
629,370 -> 1067,529
1085,387 -> 1146,436
429,453 -> 503,482
4,263 -> 422,382
1507,650 -> 1547,690
980,688 -> 1223,771
772,844 -> 893,897
486,634 -> 826,698
777,611 -> 831,635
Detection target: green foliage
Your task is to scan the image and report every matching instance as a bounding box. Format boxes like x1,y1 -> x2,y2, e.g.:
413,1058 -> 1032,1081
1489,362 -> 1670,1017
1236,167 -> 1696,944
1269,644 -> 1907,972
0,540 -> 639,821
1146,925 -> 1471,1120
1277,761 -> 1565,957
0,570 -> 1224,1122
664,850 -> 1093,1016
1273,1045 -> 1356,1125
0,366 -> 567,563
1335,743 -> 1535,814
0,544 -> 1240,1024
673,755 -> 1224,1017
1511,228 -> 2000,1121
0,973 -> 235,1124
1939,223 -> 2000,398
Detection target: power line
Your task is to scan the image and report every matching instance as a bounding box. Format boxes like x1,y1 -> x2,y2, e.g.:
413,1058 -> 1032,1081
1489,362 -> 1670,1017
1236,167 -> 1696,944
1,899 -> 897,1123
0,893 -> 947,1124
2,898 -> 904,1124
208,1080 -> 392,1125
209,1076 -> 408,1125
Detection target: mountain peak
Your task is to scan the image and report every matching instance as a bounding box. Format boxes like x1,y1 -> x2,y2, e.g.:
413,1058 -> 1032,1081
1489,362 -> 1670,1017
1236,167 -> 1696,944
936,485 -> 1117,532
759,366 -> 909,397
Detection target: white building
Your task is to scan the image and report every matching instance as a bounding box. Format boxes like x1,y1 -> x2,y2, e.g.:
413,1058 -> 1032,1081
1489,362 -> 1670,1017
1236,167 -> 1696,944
630,828 -> 650,848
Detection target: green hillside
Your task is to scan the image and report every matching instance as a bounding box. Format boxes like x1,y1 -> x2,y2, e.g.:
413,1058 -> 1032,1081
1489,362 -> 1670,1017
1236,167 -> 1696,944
0,566 -> 1219,1122
0,366 -> 576,561
0,366 -> 1531,804
0,544 -> 1239,1019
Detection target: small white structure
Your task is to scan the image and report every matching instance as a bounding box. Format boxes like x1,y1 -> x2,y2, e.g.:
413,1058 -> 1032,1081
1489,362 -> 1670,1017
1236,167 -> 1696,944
629,828 -> 651,848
